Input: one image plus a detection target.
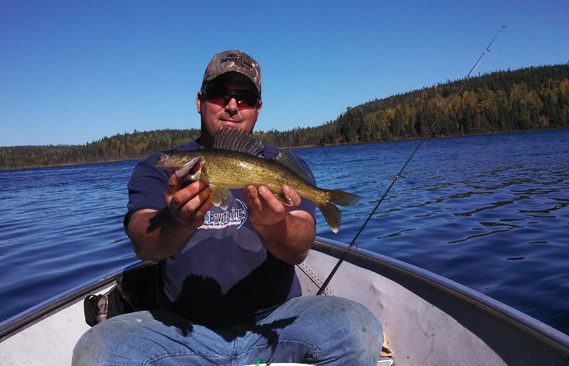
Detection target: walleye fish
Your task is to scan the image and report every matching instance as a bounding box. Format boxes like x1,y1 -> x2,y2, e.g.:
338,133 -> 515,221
155,128 -> 360,233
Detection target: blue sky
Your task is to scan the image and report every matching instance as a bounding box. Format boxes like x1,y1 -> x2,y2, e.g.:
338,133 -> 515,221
1,0 -> 568,147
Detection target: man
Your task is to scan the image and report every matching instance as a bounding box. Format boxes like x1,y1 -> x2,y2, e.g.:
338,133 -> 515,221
73,50 -> 382,365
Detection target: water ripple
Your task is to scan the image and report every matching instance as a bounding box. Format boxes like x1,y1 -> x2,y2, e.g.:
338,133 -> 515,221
308,130 -> 569,334
2,131 -> 569,335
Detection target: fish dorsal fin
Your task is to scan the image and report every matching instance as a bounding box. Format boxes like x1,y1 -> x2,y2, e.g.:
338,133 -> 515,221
212,127 -> 264,157
273,150 -> 312,183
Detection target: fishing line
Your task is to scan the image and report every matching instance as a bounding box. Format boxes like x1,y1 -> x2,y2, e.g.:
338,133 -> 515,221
316,26 -> 506,296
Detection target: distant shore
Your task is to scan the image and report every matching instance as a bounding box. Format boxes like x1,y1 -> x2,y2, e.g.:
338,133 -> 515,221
3,128 -> 567,171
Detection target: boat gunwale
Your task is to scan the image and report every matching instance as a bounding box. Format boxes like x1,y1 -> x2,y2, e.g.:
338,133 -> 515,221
312,236 -> 569,356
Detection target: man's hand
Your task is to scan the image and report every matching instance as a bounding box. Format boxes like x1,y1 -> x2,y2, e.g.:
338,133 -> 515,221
128,172 -> 212,261
165,172 -> 212,230
244,184 -> 315,264
244,184 -> 300,227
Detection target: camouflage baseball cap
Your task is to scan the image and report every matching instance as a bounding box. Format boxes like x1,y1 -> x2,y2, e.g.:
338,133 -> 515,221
202,50 -> 261,94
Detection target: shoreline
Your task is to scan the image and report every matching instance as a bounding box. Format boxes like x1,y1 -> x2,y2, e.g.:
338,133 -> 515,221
1,127 -> 567,171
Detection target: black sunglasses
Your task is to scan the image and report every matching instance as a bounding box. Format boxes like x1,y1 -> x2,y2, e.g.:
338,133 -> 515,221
203,88 -> 260,109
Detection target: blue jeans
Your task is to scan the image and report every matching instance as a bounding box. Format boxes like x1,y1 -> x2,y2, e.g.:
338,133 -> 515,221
73,295 -> 382,365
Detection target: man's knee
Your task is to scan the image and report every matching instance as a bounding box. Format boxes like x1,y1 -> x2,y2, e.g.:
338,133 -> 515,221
72,312 -> 155,365
297,296 -> 382,364
325,296 -> 382,342
72,321 -> 115,365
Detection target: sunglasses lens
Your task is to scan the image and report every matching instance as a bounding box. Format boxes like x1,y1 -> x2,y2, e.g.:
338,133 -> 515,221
204,95 -> 228,108
205,89 -> 259,109
238,94 -> 259,108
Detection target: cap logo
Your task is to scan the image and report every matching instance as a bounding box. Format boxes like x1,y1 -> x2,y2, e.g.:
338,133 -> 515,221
221,54 -> 253,70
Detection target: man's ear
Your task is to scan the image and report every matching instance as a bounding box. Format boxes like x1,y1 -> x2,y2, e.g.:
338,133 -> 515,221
196,91 -> 203,113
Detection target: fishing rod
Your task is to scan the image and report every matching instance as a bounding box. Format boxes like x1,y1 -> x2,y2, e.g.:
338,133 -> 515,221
316,26 -> 506,296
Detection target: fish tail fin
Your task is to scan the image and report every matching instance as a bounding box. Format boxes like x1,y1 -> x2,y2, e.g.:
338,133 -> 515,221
319,202 -> 341,234
328,190 -> 360,207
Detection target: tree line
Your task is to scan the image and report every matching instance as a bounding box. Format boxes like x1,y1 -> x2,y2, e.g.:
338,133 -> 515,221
1,64 -> 568,170
260,64 -> 569,146
0,129 -> 201,170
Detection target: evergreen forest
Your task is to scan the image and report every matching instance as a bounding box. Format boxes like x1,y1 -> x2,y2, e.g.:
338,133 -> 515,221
2,64 -> 568,170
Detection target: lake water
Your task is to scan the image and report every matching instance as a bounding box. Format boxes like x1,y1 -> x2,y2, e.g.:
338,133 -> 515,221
1,129 -> 568,335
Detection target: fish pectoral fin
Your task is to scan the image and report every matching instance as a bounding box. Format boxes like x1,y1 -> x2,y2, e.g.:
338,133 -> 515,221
320,202 -> 341,233
210,185 -> 232,210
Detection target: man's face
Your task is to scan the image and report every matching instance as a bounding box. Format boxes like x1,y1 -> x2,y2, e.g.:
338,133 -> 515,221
196,72 -> 262,143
